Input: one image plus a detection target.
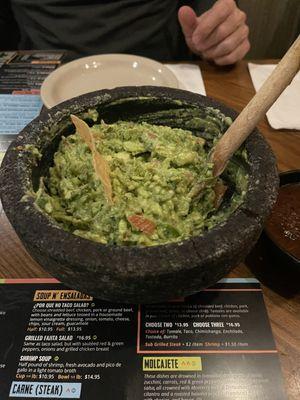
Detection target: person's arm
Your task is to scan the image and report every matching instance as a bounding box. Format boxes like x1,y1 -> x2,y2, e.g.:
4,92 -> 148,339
178,0 -> 250,65
0,0 -> 20,50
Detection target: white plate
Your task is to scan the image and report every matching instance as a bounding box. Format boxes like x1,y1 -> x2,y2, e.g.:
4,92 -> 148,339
41,54 -> 179,108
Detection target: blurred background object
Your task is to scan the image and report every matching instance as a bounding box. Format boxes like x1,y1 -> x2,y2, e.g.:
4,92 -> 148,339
0,0 -> 299,58
239,0 -> 300,58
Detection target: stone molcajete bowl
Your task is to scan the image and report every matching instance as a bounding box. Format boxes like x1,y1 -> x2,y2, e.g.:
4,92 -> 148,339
0,87 -> 278,303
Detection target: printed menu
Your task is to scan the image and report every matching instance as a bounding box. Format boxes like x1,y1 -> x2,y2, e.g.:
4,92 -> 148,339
0,278 -> 286,399
0,52 -> 63,94
0,51 -> 64,153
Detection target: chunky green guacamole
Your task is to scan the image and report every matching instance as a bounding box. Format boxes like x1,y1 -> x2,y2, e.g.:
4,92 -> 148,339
34,120 -> 247,246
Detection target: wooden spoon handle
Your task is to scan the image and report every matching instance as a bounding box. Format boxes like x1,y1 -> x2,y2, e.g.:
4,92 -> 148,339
212,36 -> 300,177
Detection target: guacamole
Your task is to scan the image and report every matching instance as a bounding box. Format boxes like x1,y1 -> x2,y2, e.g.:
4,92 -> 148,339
34,120 -> 246,246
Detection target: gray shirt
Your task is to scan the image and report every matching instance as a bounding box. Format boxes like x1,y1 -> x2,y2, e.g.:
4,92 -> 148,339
1,0 -> 215,60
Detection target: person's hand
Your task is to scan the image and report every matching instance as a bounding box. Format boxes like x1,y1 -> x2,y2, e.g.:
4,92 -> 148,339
178,0 -> 250,65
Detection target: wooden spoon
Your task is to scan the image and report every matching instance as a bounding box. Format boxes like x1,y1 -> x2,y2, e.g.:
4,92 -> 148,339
211,36 -> 300,177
